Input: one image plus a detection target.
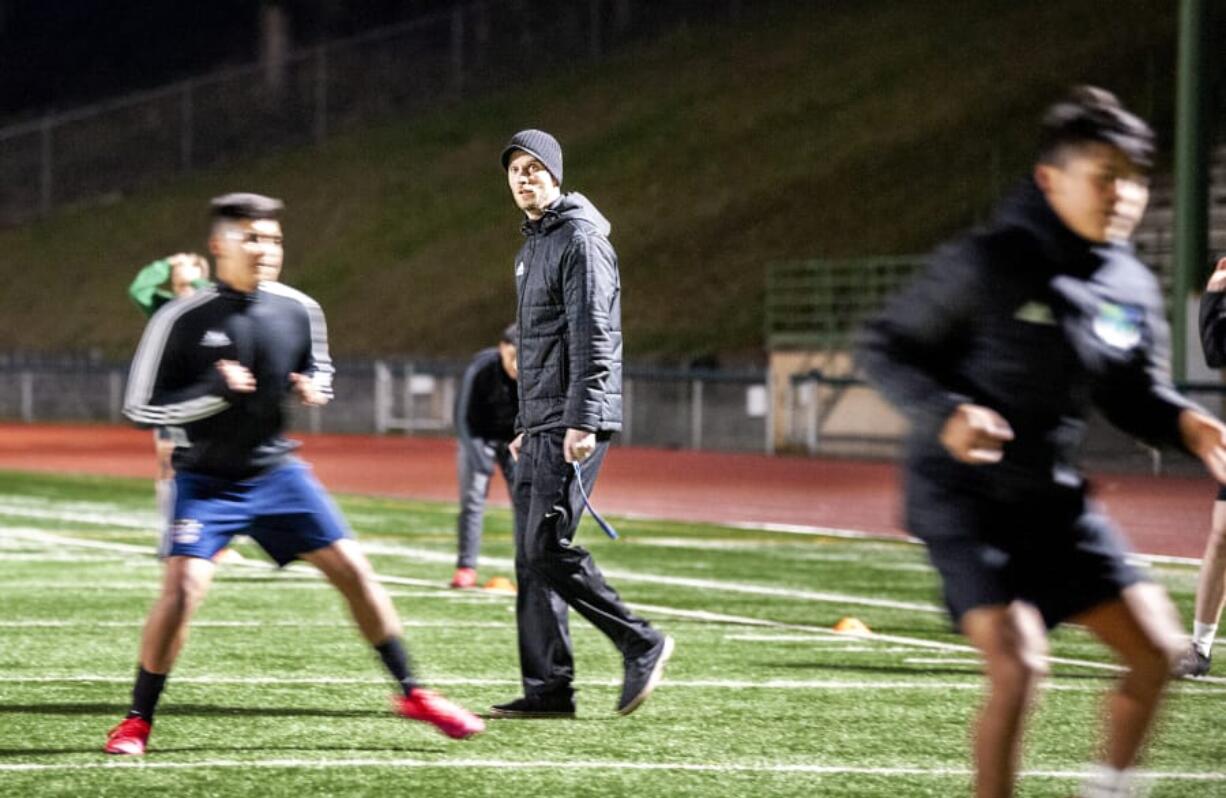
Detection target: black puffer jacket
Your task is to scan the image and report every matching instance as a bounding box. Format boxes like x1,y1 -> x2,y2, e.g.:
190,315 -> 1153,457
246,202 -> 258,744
513,192 -> 623,434
857,179 -> 1193,504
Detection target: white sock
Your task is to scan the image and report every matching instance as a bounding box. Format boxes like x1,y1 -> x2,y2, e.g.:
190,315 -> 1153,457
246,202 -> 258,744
1079,764 -> 1148,797
1192,622 -> 1217,658
155,478 -> 174,525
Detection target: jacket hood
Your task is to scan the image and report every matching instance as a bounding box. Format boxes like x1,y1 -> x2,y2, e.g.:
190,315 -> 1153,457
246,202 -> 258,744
992,178 -> 1105,276
533,192 -> 612,236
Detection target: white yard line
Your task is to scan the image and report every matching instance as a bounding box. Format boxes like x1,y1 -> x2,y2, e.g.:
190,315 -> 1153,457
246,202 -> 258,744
0,756 -> 1224,784
0,619 -> 509,629
904,658 -> 983,666
361,539 -> 947,615
9,527 -> 1223,683
4,673 -> 1226,695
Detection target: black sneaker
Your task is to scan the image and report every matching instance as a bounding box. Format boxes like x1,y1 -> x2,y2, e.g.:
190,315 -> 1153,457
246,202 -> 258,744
616,634 -> 675,716
488,694 -> 576,718
1173,647 -> 1211,679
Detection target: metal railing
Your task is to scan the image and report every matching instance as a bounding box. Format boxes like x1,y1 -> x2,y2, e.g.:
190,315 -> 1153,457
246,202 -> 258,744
766,256 -> 923,351
0,356 -> 769,453
0,0 -> 748,227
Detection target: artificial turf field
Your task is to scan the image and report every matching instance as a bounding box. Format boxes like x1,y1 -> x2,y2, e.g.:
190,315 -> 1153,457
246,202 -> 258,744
1,470 -> 1225,797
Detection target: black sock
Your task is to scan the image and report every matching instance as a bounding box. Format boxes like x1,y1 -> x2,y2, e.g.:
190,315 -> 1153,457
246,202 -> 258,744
127,666 -> 167,722
375,637 -> 419,696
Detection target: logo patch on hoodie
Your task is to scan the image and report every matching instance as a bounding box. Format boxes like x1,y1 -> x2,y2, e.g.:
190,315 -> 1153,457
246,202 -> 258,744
1092,302 -> 1143,350
1013,301 -> 1056,326
200,330 -> 232,347
515,261 -> 525,278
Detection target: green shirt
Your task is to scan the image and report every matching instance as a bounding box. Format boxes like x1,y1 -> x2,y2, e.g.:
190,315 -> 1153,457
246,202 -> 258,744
128,259 -> 210,318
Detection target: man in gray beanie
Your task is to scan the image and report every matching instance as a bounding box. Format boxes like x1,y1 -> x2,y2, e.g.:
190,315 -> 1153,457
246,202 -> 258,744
491,129 -> 673,718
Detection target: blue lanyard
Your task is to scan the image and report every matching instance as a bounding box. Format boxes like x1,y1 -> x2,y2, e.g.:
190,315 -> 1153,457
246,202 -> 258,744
572,461 -> 619,540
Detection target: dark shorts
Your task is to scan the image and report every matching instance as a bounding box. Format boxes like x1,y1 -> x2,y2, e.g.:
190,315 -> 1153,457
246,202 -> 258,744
166,460 -> 350,566
909,484 -> 1143,629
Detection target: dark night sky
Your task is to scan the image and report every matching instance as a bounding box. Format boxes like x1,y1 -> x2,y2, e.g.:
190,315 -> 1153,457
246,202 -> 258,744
0,1 -> 457,123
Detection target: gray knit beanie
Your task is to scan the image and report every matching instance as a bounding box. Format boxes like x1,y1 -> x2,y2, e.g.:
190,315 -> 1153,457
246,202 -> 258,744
500,129 -> 563,186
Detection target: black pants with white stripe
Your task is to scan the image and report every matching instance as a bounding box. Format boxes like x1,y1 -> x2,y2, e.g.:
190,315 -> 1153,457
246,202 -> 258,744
511,428 -> 657,700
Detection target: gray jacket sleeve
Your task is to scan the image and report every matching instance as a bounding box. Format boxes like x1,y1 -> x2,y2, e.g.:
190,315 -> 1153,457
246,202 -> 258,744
854,243 -> 980,436
561,231 -> 619,431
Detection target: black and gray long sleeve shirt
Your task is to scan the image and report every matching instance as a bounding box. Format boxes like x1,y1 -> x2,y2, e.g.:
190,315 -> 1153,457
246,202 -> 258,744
123,280 -> 334,479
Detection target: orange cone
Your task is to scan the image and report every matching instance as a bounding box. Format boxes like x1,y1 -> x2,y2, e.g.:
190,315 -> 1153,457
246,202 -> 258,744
833,616 -> 870,634
483,576 -> 517,594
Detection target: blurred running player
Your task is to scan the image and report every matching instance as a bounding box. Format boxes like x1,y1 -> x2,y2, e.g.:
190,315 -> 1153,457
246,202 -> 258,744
858,87 -> 1226,798
104,192 -> 483,756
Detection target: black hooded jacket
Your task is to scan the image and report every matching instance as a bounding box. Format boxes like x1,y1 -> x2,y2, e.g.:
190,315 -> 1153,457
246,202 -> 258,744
857,179 -> 1192,504
513,192 -> 623,434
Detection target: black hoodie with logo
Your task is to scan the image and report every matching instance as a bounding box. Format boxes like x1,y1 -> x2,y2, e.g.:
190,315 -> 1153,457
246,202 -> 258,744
857,179 -> 1193,511
513,192 -> 623,435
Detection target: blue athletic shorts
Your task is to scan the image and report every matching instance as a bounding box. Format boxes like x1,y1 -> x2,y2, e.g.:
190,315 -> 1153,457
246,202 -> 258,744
166,460 -> 350,566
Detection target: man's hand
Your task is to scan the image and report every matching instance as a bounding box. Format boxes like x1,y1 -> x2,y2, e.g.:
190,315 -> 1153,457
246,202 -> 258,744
1179,408 -> 1226,484
563,428 -> 596,463
1207,257 -> 1226,293
216,360 -> 256,393
290,373 -> 329,406
509,433 -> 524,462
939,403 -> 1014,464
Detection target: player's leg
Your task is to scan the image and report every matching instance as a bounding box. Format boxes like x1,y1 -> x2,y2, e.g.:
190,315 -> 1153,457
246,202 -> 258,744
105,554 -> 218,755
140,555 -> 219,673
453,437 -> 496,587
1179,498 -> 1226,676
262,463 -> 481,738
961,602 -> 1049,798
302,538 -> 401,645
491,432 -> 576,717
1072,583 -> 1182,778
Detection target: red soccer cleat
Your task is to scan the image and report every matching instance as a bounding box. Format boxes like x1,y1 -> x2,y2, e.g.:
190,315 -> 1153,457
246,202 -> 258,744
394,688 -> 485,739
449,567 -> 477,589
104,717 -> 151,755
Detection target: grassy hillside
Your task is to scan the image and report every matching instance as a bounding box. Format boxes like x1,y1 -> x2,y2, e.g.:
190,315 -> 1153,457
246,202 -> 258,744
0,0 -> 1179,362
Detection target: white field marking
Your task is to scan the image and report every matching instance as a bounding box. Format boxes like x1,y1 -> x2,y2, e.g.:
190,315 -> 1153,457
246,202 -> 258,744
0,499 -> 154,529
7,527 -> 1212,683
361,539 -> 947,615
0,494 -> 1206,570
0,553 -> 142,563
905,658 -> 983,666
630,538 -> 934,571
1,758 -> 1225,784
724,634 -> 872,643
719,519 -> 1207,569
7,673 -> 1226,696
626,601 -> 1165,679
0,619 -> 509,629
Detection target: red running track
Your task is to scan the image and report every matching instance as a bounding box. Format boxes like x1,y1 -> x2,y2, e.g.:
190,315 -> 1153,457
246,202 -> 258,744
0,423 -> 1214,559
